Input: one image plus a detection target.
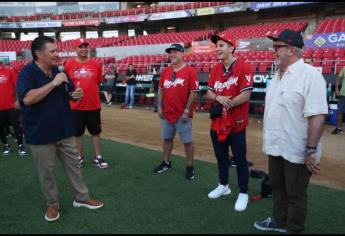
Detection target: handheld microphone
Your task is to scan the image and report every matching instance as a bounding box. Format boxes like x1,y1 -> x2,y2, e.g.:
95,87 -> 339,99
58,65 -> 69,93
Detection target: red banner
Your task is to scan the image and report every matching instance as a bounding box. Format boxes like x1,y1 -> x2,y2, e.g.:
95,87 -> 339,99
63,19 -> 101,27
191,40 -> 216,54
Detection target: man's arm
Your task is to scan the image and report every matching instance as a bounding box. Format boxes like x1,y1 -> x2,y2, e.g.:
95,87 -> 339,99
206,89 -> 251,109
184,91 -> 198,112
335,74 -> 344,96
23,73 -> 68,106
304,114 -> 326,174
157,87 -> 164,119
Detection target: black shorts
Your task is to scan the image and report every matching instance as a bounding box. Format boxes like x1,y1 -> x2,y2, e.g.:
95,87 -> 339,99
73,109 -> 102,136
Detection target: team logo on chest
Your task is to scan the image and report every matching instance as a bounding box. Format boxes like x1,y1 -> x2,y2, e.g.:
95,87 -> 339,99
73,67 -> 94,80
164,78 -> 185,88
214,77 -> 238,92
0,74 -> 8,84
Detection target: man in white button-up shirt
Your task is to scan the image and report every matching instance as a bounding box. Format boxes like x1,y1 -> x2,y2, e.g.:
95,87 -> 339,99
254,29 -> 328,234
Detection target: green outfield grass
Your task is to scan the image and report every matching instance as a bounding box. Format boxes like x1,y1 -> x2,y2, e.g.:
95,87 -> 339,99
0,136 -> 344,234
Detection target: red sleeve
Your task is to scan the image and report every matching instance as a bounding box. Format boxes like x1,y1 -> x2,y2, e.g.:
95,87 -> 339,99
11,70 -> 18,87
189,67 -> 199,92
238,63 -> 254,93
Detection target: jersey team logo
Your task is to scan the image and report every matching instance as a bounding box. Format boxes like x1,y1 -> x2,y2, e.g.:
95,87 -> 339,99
214,77 -> 238,92
163,78 -> 185,88
73,67 -> 94,80
245,74 -> 252,83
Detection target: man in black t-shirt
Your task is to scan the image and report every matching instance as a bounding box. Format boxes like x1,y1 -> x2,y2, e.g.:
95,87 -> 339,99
122,64 -> 137,109
150,67 -> 161,112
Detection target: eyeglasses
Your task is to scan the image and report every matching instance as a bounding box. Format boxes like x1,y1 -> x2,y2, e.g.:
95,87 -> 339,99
171,72 -> 176,82
273,44 -> 290,51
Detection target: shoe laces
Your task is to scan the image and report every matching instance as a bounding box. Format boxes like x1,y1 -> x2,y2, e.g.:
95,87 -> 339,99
263,217 -> 273,226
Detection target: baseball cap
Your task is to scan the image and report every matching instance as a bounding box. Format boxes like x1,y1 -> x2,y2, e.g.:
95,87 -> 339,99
75,38 -> 89,48
211,33 -> 236,48
165,43 -> 185,53
267,29 -> 304,49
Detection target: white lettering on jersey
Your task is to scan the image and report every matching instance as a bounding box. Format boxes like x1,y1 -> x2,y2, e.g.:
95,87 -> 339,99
163,78 -> 185,88
0,74 -> 8,84
214,77 -> 238,92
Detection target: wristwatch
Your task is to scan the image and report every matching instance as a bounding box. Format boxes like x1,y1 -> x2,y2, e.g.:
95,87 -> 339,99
183,109 -> 189,114
305,148 -> 317,156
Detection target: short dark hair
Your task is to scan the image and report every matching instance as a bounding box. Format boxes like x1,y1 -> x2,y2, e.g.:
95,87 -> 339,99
31,36 -> 55,61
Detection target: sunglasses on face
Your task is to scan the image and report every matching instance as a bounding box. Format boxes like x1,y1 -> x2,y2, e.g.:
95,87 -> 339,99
273,44 -> 290,51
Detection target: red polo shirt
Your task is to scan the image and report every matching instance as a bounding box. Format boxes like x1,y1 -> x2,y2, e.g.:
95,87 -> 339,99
159,65 -> 199,124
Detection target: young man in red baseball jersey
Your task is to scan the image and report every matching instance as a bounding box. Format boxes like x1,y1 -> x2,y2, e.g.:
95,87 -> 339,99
0,62 -> 27,156
153,44 -> 199,180
64,38 -> 109,169
206,33 -> 254,211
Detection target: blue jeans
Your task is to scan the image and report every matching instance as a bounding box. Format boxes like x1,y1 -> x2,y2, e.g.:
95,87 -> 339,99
210,129 -> 249,193
125,85 -> 136,107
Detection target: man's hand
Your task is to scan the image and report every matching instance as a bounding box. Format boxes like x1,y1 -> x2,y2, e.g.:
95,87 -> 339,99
304,154 -> 320,174
181,112 -> 189,123
335,88 -> 340,97
52,73 -> 68,87
70,87 -> 83,101
216,96 -> 234,109
15,100 -> 20,110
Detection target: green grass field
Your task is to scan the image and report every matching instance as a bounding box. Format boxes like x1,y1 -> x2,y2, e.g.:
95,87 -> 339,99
0,136 -> 344,234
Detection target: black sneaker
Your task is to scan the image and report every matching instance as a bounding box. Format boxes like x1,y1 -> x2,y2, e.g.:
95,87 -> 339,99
78,156 -> 85,167
331,127 -> 343,134
2,144 -> 10,156
153,161 -> 172,173
185,165 -> 195,180
18,144 -> 27,156
93,155 -> 109,169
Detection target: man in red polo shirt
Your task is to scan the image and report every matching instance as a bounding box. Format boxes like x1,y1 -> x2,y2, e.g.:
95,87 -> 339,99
64,38 -> 109,169
153,43 -> 199,180
0,61 -> 27,156
206,33 -> 253,212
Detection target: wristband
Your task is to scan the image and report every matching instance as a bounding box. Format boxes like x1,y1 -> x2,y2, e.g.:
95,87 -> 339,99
306,146 -> 317,150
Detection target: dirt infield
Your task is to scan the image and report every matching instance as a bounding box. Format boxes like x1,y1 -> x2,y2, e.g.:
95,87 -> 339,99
101,105 -> 345,190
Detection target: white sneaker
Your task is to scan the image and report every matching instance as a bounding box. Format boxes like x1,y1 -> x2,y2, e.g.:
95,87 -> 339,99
234,193 -> 249,211
208,184 -> 231,199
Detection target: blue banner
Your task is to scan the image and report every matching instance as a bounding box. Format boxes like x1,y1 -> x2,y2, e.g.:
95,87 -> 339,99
305,32 -> 345,49
250,2 -> 313,10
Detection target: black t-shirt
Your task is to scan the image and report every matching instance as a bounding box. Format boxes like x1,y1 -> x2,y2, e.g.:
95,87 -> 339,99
126,69 -> 137,85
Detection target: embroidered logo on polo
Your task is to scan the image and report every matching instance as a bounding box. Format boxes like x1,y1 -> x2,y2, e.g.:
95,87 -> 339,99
214,77 -> 238,92
73,67 -> 94,80
163,78 -> 185,88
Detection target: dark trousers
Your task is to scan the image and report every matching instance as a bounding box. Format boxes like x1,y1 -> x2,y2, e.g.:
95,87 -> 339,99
210,129 -> 249,193
0,109 -> 24,145
269,155 -> 312,234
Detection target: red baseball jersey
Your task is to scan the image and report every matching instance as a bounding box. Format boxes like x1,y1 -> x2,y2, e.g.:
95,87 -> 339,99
0,66 -> 16,110
65,58 -> 102,110
159,65 -> 199,123
208,58 -> 253,136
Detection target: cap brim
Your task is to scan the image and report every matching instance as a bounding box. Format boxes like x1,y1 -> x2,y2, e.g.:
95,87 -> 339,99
267,35 -> 278,42
77,42 -> 89,47
165,48 -> 183,53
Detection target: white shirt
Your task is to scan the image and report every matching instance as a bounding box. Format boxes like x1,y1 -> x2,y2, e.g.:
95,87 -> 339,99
263,59 -> 328,164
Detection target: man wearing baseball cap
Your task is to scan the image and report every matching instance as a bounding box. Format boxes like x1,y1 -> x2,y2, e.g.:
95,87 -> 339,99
254,29 -> 328,234
64,38 -> 110,169
153,43 -> 199,180
206,33 -> 253,212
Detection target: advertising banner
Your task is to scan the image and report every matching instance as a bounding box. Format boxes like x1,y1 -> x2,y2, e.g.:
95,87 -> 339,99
215,3 -> 247,14
191,40 -> 216,54
148,9 -> 195,21
305,32 -> 345,49
58,51 -> 77,58
63,19 -> 101,27
21,21 -> 62,28
0,51 -> 17,62
250,2 -> 313,10
105,15 -> 147,24
196,7 -> 215,16
0,22 -> 19,29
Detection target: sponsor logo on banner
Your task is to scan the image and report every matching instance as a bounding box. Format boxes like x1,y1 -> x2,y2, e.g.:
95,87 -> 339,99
21,21 -> 62,28
58,51 -> 77,58
250,2 -> 312,10
64,19 -> 101,27
215,3 -> 247,13
136,74 -> 153,82
191,40 -> 216,54
0,22 -> 19,29
305,32 -> 345,48
253,74 -> 273,84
